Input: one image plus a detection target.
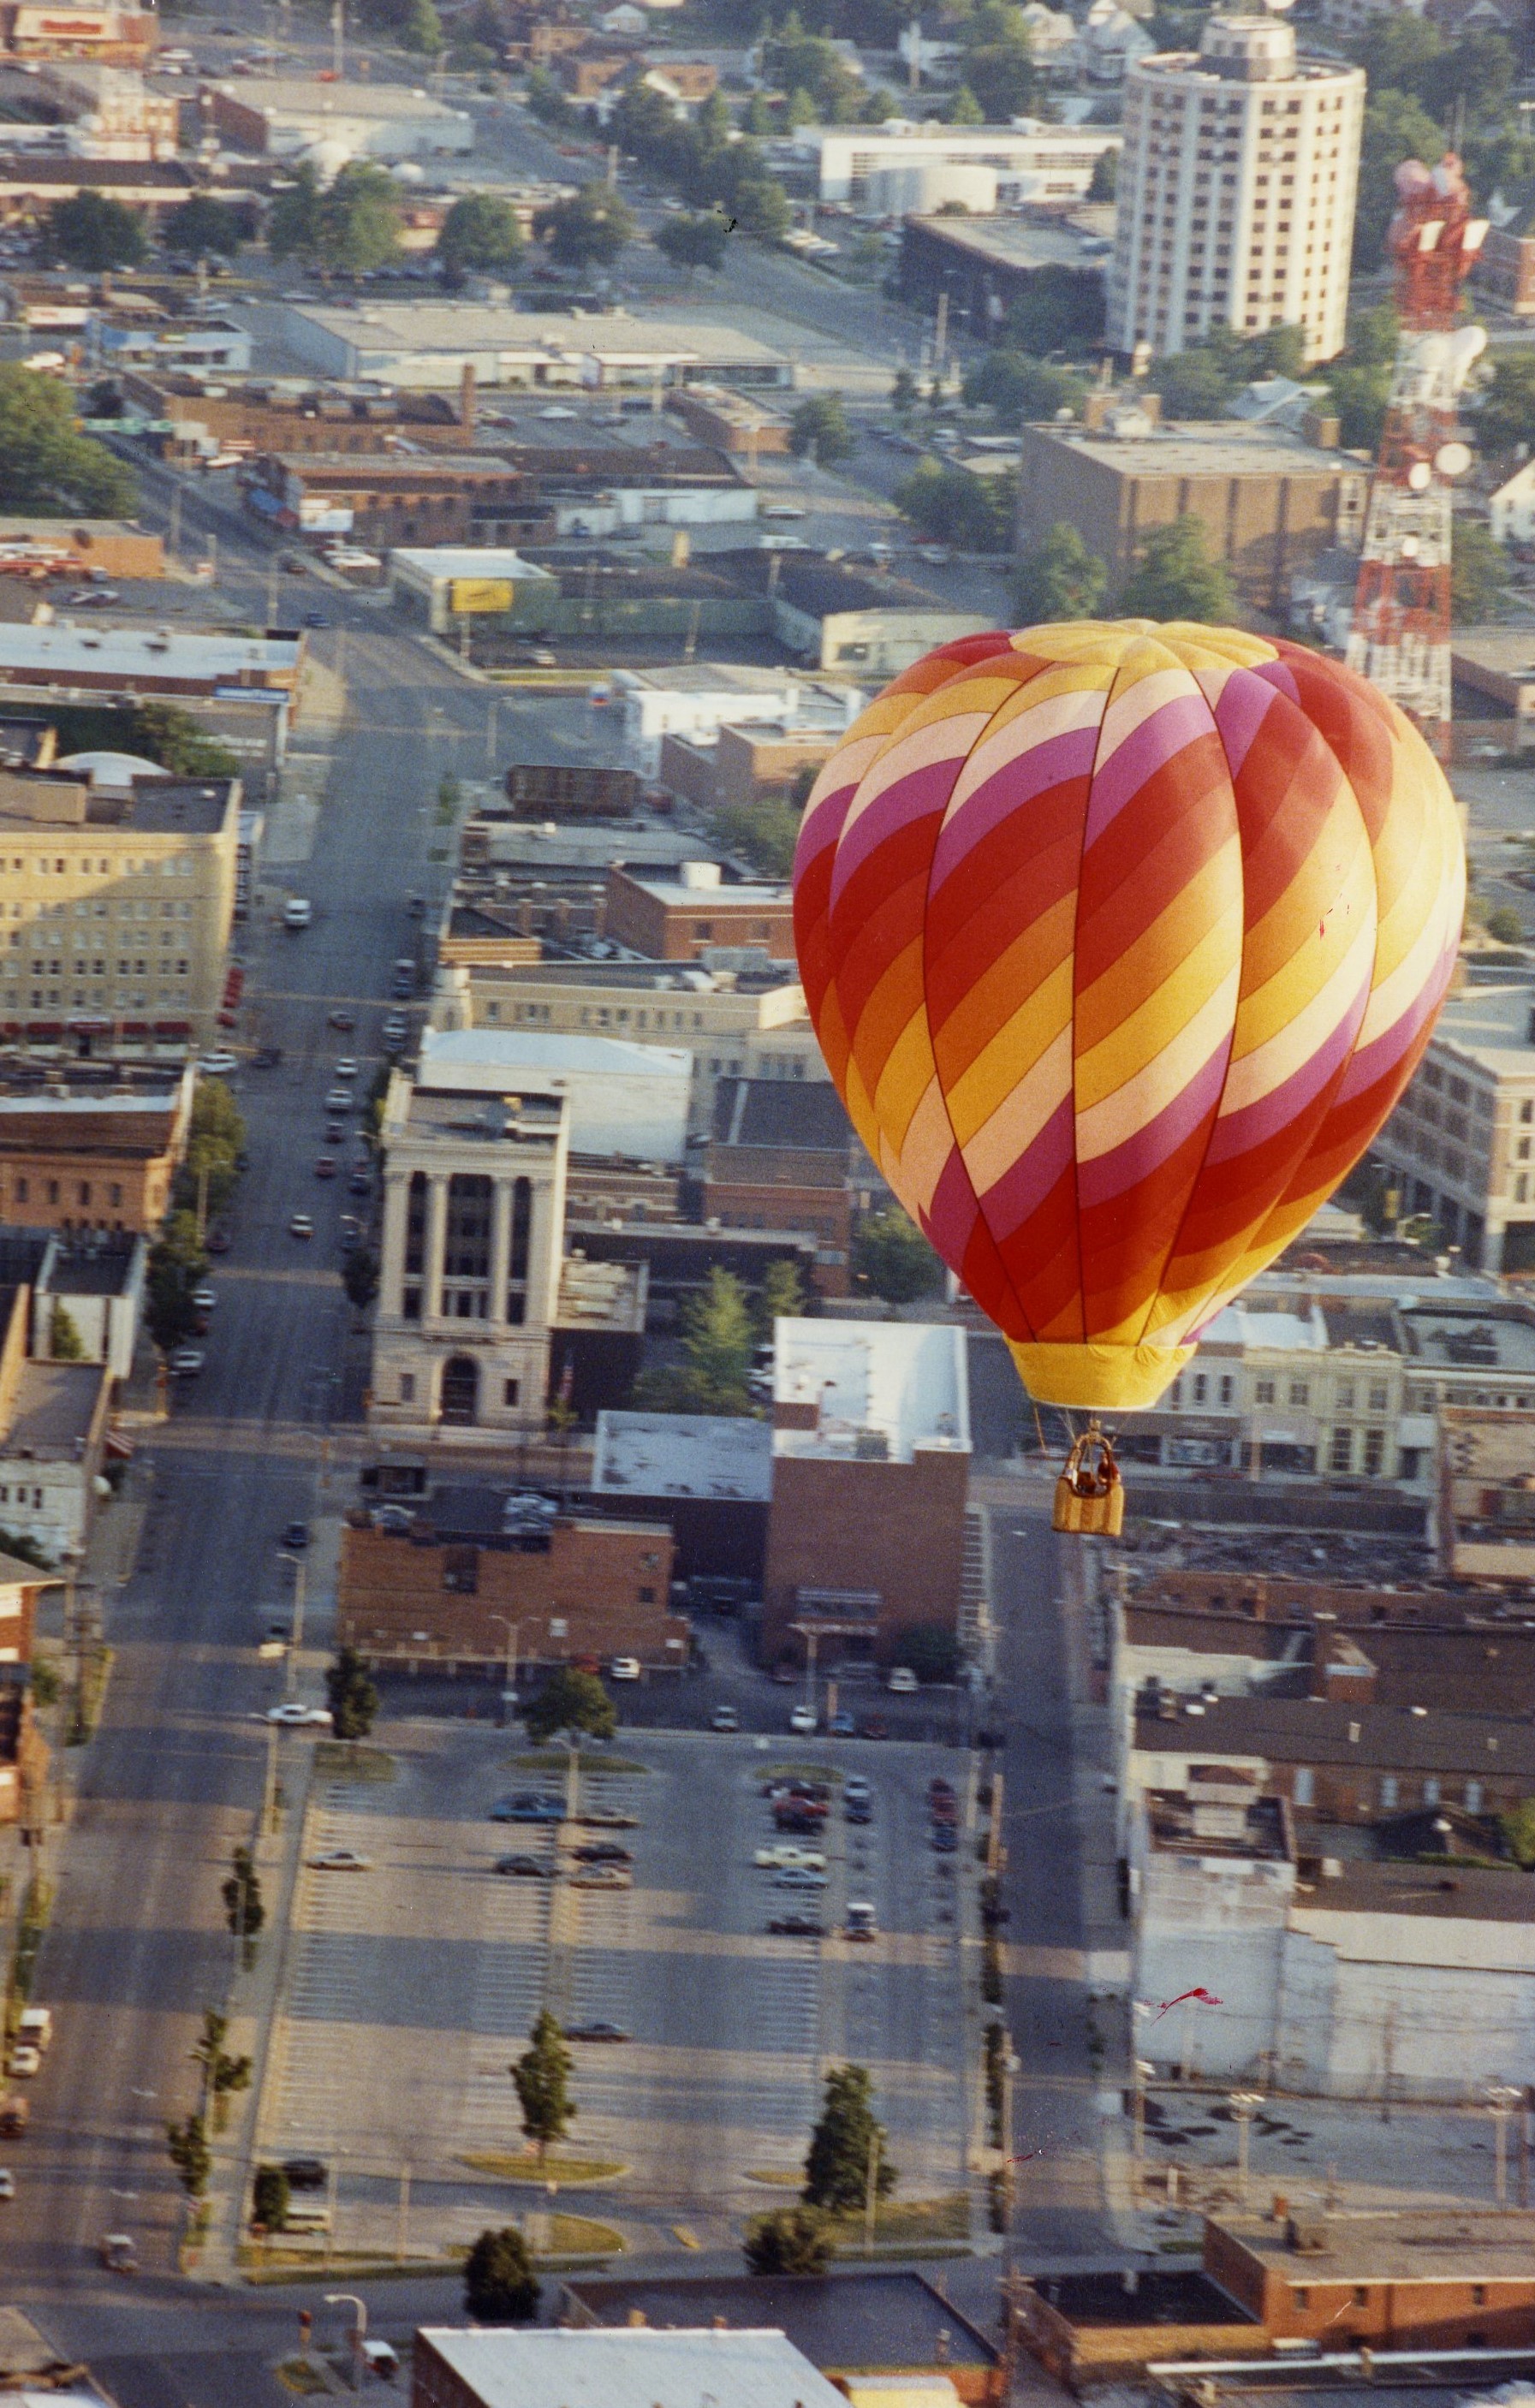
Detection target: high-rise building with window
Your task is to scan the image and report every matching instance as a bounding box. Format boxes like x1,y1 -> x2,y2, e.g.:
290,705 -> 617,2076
1107,9 -> 1364,367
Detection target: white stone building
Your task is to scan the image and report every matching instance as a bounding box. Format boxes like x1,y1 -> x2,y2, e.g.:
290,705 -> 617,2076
1108,11 -> 1364,366
1373,978 -> 1535,1274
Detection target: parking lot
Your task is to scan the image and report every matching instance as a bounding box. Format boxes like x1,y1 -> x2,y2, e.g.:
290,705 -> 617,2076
256,1720 -> 978,2254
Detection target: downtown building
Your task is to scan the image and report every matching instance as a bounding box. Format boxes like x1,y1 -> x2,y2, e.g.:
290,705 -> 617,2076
1107,11 -> 1364,366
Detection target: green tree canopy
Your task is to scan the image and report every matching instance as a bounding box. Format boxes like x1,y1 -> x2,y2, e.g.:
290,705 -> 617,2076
465,2226 -> 541,2321
1501,1799 -> 1535,1868
1087,147 -> 1116,201
1484,905 -> 1526,944
129,700 -> 238,778
223,1844 -> 265,1948
1475,349 -> 1535,460
789,392 -> 854,464
1354,89 -> 1443,271
633,1266 -> 757,1414
49,1303 -> 84,1362
534,183 -> 636,269
961,350 -> 1084,423
1013,520 -> 1107,624
166,2112 -> 211,2198
252,2164 -> 290,2233
164,193 -> 245,259
325,1646 -> 380,1741
954,0 -> 1038,117
523,1666 -> 617,1745
854,1205 -> 943,1302
947,82 -> 984,123
1453,520 -> 1508,627
656,210 -> 731,274
893,459 -> 1013,552
342,1247 -> 380,1311
803,2063 -> 896,2212
438,191 -> 524,285
400,0 -> 444,51
511,2011 -> 575,2163
46,191 -> 146,270
712,794 -> 801,877
734,176 -> 793,242
1118,514 -> 1235,623
270,161 -> 402,273
744,2205 -> 833,2274
756,1258 -> 805,1341
1003,263 -> 1104,356
761,18 -> 866,118
0,366 -> 136,517
899,1626 -> 961,1682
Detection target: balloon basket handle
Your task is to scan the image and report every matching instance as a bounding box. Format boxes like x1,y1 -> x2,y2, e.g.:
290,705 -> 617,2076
1052,1424 -> 1125,1537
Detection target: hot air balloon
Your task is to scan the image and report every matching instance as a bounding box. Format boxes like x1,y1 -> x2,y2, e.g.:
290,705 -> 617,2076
793,621 -> 1464,1528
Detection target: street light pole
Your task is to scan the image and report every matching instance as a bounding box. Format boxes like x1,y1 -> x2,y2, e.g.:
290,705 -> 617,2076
324,2292 -> 366,2392
279,1553 -> 307,1699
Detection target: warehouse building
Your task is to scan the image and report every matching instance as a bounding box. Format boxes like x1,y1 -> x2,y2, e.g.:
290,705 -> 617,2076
277,301 -> 794,391
207,77 -> 473,160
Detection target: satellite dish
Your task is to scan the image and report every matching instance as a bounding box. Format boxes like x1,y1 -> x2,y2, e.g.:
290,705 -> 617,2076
1407,461 -> 1431,491
1436,440 -> 1473,478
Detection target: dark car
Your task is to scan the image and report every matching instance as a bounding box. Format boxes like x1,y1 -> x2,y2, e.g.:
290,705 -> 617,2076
579,1808 -> 639,1830
252,1045 -> 283,1068
565,2020 -> 629,2042
930,1776 -> 955,1800
314,1154 -> 338,1180
828,1708 -> 857,1737
302,609 -> 330,627
205,1223 -> 232,1255
846,1802 -> 872,1825
573,1841 -> 631,1864
931,1823 -> 959,1852
858,1714 -> 889,1739
280,1521 -> 309,1550
930,1795 -> 960,1825
327,1008 -> 356,1032
348,1168 -> 371,1196
490,1796 -> 562,1823
283,2155 -> 328,2190
767,1912 -> 824,1936
494,1854 -> 551,1877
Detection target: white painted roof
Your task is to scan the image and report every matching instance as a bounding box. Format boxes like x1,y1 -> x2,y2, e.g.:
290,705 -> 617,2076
772,1317 -> 970,1461
389,545 -> 555,582
0,625 -> 298,676
415,2328 -> 849,2408
420,1027 -> 692,1085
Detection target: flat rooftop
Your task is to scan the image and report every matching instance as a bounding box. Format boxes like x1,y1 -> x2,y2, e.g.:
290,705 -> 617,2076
773,1318 -> 970,1463
624,871 -> 789,909
592,1409 -> 773,1502
211,76 -> 469,118
416,2328 -> 848,2408
1425,979 -> 1535,1079
419,1027 -> 693,1087
1402,1304 -> 1535,1374
555,1255 -> 646,1333
395,1085 -> 565,1150
1218,2210 -> 1535,2282
1134,1691 -> 1535,1777
905,211 -> 1114,271
1288,1858 -> 1535,1928
3,1359 -> 103,1456
287,303 -> 789,371
1025,2269 -> 1257,2328
390,546 -> 555,582
0,625 -> 298,681
1031,419 -> 1358,480
562,2270 -> 1000,2369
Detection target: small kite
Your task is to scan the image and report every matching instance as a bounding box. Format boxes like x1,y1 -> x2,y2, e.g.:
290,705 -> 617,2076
1151,1987 -> 1223,2022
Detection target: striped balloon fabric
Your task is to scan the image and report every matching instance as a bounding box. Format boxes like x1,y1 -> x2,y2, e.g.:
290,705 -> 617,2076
794,621 -> 1464,1412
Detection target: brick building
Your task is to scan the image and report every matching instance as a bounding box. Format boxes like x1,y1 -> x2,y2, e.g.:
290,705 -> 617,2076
0,1068 -> 192,1236
245,453 -> 525,549
762,1318 -> 970,1670
336,1488 -> 685,1674
1476,181 -> 1535,317
122,372 -> 478,467
603,864 -> 794,961
702,1077 -> 860,1295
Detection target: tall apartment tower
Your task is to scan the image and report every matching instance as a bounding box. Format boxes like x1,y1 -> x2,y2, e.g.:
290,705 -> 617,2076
1108,7 -> 1365,368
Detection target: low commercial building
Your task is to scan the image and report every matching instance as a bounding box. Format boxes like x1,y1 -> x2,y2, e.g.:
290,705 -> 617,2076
1449,626 -> 1535,714
95,312 -> 251,372
1437,1405 -> 1535,1582
589,1409 -> 771,1583
761,1317 -> 970,1670
667,383 -> 792,458
0,516 -> 162,581
411,2327 -> 851,2408
703,1075 -> 860,1293
719,550 -> 991,678
0,0 -> 155,60
1374,978 -> 1535,1273
336,1488 -> 684,1675
1014,418 -> 1368,607
279,301 -> 793,392
896,211 -> 1110,342
0,157 -> 228,225
439,822 -> 707,962
0,1071 -> 191,1235
604,862 -> 794,962
0,1270 -> 111,1560
0,623 -> 300,704
246,454 -> 526,548
0,774 -> 240,1043
388,545 -> 557,635
207,77 -> 474,160
788,116 -> 1120,209
415,1026 -> 692,1165
617,664 -> 860,780
36,62 -> 178,159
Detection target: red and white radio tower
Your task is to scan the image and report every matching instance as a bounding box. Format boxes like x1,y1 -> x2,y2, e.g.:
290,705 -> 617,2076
1345,156 -> 1487,757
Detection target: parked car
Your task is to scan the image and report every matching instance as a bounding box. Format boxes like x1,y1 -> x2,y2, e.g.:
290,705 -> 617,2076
309,1848 -> 370,1871
766,1912 -> 824,1936
788,1703 -> 816,1733
775,1865 -> 828,1890
608,1656 -> 641,1681
168,1347 -> 205,1376
930,1824 -> 958,1852
570,1865 -> 631,1889
324,1085 -> 354,1112
844,1775 -> 872,1805
265,1703 -> 331,1727
828,1708 -> 857,1737
709,1704 -> 740,1732
348,1168 -> 371,1196
205,1223 -> 232,1253
289,1212 -> 314,1239
580,1808 -> 639,1830
362,2344 -> 400,2381
573,1841 -> 631,1864
5,2048 -> 39,2079
334,1056 -> 359,1079
313,1155 -> 338,1180
493,1854 -> 552,1878
199,1049 -> 239,1075
490,1796 -> 562,1823
281,1522 -> 310,1549
283,2155 -> 328,2189
846,1801 -> 872,1825
192,1285 -> 217,1313
887,1667 -> 919,1694
564,2020 -> 629,2042
755,1845 -> 825,1870
859,1714 -> 889,1739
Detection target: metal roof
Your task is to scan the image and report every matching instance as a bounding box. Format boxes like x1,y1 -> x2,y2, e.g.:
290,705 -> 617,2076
414,2328 -> 850,2408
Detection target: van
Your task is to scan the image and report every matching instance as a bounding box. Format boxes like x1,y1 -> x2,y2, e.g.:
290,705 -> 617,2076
845,1901 -> 878,1941
283,897 -> 312,930
16,2010 -> 51,2052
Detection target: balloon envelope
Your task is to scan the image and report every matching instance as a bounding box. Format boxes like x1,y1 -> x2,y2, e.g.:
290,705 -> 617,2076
793,621 -> 1464,1411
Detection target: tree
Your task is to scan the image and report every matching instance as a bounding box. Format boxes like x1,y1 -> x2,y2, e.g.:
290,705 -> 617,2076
164,193 -> 244,260
191,2006 -> 252,2132
895,459 -> 1014,552
1087,147 -> 1116,202
803,2063 -> 895,2213
438,192 -> 523,287
523,1667 -> 616,1746
900,1626 -> 961,1683
1012,520 -> 1107,624
534,183 -> 635,270
955,0 -> 1038,118
633,1267 -> 757,1413
790,392 -> 854,466
1003,264 -> 1104,357
130,700 -> 238,779
525,67 -> 573,128
744,2204 -> 834,2274
947,83 -> 984,123
165,2110 -> 211,2199
269,163 -> 324,262
761,19 -> 866,119
656,211 -> 730,275
756,1258 -> 804,1342
511,2011 -> 575,2166
46,191 -> 146,271
342,1248 -> 380,1312
223,1844 -> 265,1963
734,177 -> 793,244
180,1077 -> 246,1221
0,365 -> 136,517
1118,514 -> 1234,624
464,2226 -> 541,2322
323,163 -> 403,275
854,1205 -> 943,1303
712,794 -> 801,877
1501,1799 -> 1535,1868
1475,348 -> 1535,459
1355,89 -> 1443,271
890,365 -> 917,416
48,1303 -> 84,1362
962,351 -> 1083,424
1485,906 -> 1526,944
325,1646 -> 379,1742
1452,519 -> 1508,627
401,0 -> 444,51
146,1243 -> 203,1357
252,2164 -> 290,2233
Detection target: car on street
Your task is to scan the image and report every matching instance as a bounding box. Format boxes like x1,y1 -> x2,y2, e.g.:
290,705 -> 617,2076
324,1085 -> 354,1112
382,1014 -> 408,1049
5,2048 -> 39,2078
192,1285 -> 217,1312
828,1708 -> 857,1737
775,1865 -> 828,1890
362,2343 -> 400,2380
608,1655 -> 641,1680
302,609 -> 330,627
570,1865 -> 631,1889
860,1714 -> 889,1739
310,1848 -> 370,1871
67,586 -> 119,605
754,1845 -> 825,1870
573,1841 -> 631,1864
846,1801 -> 872,1825
314,1155 -> 338,1180
490,1796 -> 562,1822
0,2170 -> 15,2199
580,1807 -> 639,1829
538,404 -> 580,420
766,1912 -> 824,1936
199,1049 -> 239,1075
565,2020 -> 629,2042
762,503 -> 807,520
266,1703 -> 331,1727
709,1704 -> 740,1732
887,1666 -> 919,1693
253,1046 -> 283,1068
282,2155 -> 328,2189
289,1213 -> 315,1239
205,1223 -> 232,1253
494,1854 -> 552,1877
328,1008 -> 356,1032
788,1703 -> 816,1733
348,1168 -> 372,1196
844,1775 -> 872,1805
169,1346 -> 205,1376
281,1522 -> 310,1549
930,1824 -> 958,1852
334,1056 -> 359,1079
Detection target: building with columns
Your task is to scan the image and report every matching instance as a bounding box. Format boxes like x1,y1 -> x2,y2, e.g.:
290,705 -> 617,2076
371,1068 -> 568,1437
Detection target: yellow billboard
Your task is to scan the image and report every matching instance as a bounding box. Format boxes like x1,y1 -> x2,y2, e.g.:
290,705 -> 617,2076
450,578 -> 513,615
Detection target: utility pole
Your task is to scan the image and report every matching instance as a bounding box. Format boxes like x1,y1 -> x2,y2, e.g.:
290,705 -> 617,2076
279,1552 -> 307,1698
1229,2090 -> 1263,2207
324,2292 -> 366,2392
167,482 -> 181,565
330,0 -> 344,80
864,2125 -> 881,2252
1486,2083 -> 1521,2207
485,699 -> 498,771
396,2164 -> 411,2262
266,556 -> 279,627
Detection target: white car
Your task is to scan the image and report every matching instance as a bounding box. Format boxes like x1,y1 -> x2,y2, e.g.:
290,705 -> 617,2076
199,1050 -> 239,1075
886,1666 -> 919,1694
324,1086 -> 354,1112
762,502 -> 807,520
362,2343 -> 399,2379
754,1845 -> 825,1870
309,1847 -> 371,1872
538,404 -> 580,419
788,1703 -> 817,1733
608,1656 -> 641,1681
192,1285 -> 217,1312
6,2048 -> 39,2079
334,1056 -> 359,1080
289,1213 -> 314,1240
168,1347 -> 205,1376
0,2170 -> 15,2199
266,1703 -> 331,1727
